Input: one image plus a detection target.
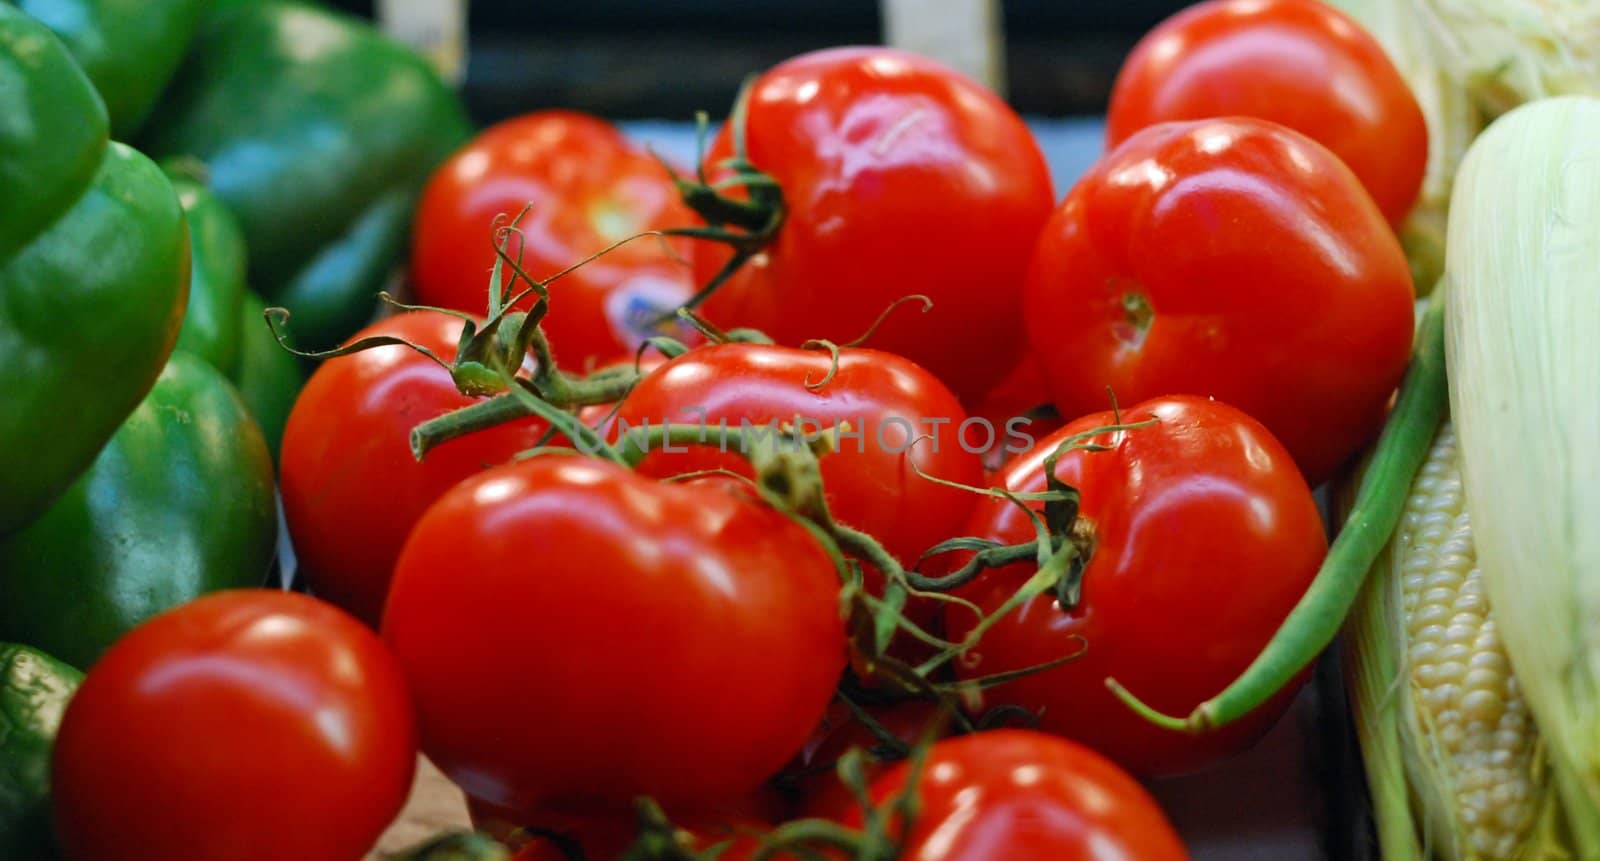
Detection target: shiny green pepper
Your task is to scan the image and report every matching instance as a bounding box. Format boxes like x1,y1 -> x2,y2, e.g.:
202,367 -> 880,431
142,0 -> 472,348
0,5 -> 191,534
9,0 -> 207,138
232,290 -> 305,462
168,161 -> 249,376
0,643 -> 80,861
0,352 -> 278,669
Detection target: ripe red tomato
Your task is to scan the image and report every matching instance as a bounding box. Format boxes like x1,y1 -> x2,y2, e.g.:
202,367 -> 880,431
941,396 -> 1325,776
1106,0 -> 1427,224
610,343 -> 984,567
693,47 -> 1055,403
279,311 -> 551,627
383,457 -> 846,816
844,730 -> 1188,860
51,590 -> 416,861
1025,117 -> 1414,485
412,111 -> 696,369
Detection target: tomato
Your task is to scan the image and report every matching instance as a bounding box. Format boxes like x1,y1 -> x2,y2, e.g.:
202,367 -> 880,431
50,590 -> 416,861
1024,117 -> 1414,485
279,311 -> 551,627
845,730 -> 1188,860
942,396 -> 1325,776
693,47 -> 1055,403
412,111 -> 696,369
383,457 -> 846,816
1105,0 -> 1427,225
611,343 -> 984,568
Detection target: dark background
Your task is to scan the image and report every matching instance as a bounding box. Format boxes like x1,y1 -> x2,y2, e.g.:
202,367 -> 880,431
325,1 -> 1190,123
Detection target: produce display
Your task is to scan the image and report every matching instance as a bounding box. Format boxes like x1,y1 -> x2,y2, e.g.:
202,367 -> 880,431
1,0 -> 1596,858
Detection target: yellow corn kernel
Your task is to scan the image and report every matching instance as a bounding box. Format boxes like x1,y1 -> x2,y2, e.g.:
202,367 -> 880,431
1344,420 -> 1563,860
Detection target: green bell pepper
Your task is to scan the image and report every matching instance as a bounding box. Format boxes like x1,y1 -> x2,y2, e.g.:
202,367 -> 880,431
0,352 -> 278,670
168,162 -> 248,376
0,643 -> 80,861
10,0 -> 207,138
233,290 -> 305,462
142,0 -> 471,348
0,5 -> 191,535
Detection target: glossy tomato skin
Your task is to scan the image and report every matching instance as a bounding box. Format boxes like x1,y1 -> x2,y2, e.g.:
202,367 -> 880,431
51,590 -> 417,861
694,47 -> 1055,403
383,457 -> 846,816
412,111 -> 696,369
611,343 -> 983,567
944,396 -> 1325,776
1106,0 -> 1427,224
845,730 -> 1188,860
280,311 -> 551,627
1025,118 -> 1413,485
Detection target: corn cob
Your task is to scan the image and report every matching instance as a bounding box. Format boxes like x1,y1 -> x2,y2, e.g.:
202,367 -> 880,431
1345,419 -> 1566,860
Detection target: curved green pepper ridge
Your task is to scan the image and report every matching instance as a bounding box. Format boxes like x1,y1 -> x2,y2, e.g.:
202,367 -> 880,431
12,0 -> 207,138
232,290 -> 305,462
142,0 -> 472,347
167,162 -> 249,376
0,352 -> 278,669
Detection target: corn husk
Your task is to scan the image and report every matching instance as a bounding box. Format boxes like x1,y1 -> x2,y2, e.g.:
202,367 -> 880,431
1343,415 -> 1568,859
1445,95 -> 1600,854
1420,0 -> 1600,117
1330,0 -> 1485,292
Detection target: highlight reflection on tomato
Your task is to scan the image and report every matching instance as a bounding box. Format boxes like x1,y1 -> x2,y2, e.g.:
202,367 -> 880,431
50,591 -> 416,861
383,457 -> 846,816
1106,0 -> 1427,224
693,47 -> 1055,403
944,396 -> 1326,776
412,111 -> 696,368
845,730 -> 1189,860
1024,117 -> 1415,485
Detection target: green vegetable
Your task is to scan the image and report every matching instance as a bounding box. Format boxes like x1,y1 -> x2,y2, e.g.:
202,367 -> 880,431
0,643 -> 81,861
0,352 -> 278,669
0,4 -> 190,535
10,0 -> 207,138
168,161 -> 249,376
142,0 -> 472,347
232,290 -> 305,461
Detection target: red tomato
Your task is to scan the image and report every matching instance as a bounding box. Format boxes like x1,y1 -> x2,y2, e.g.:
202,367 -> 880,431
51,590 -> 416,861
1106,0 -> 1427,224
279,311 -> 551,627
383,457 -> 846,816
693,47 -> 1055,403
844,730 -> 1188,860
412,111 -> 696,369
941,397 -> 1325,775
610,343 -> 984,567
1024,117 -> 1414,485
